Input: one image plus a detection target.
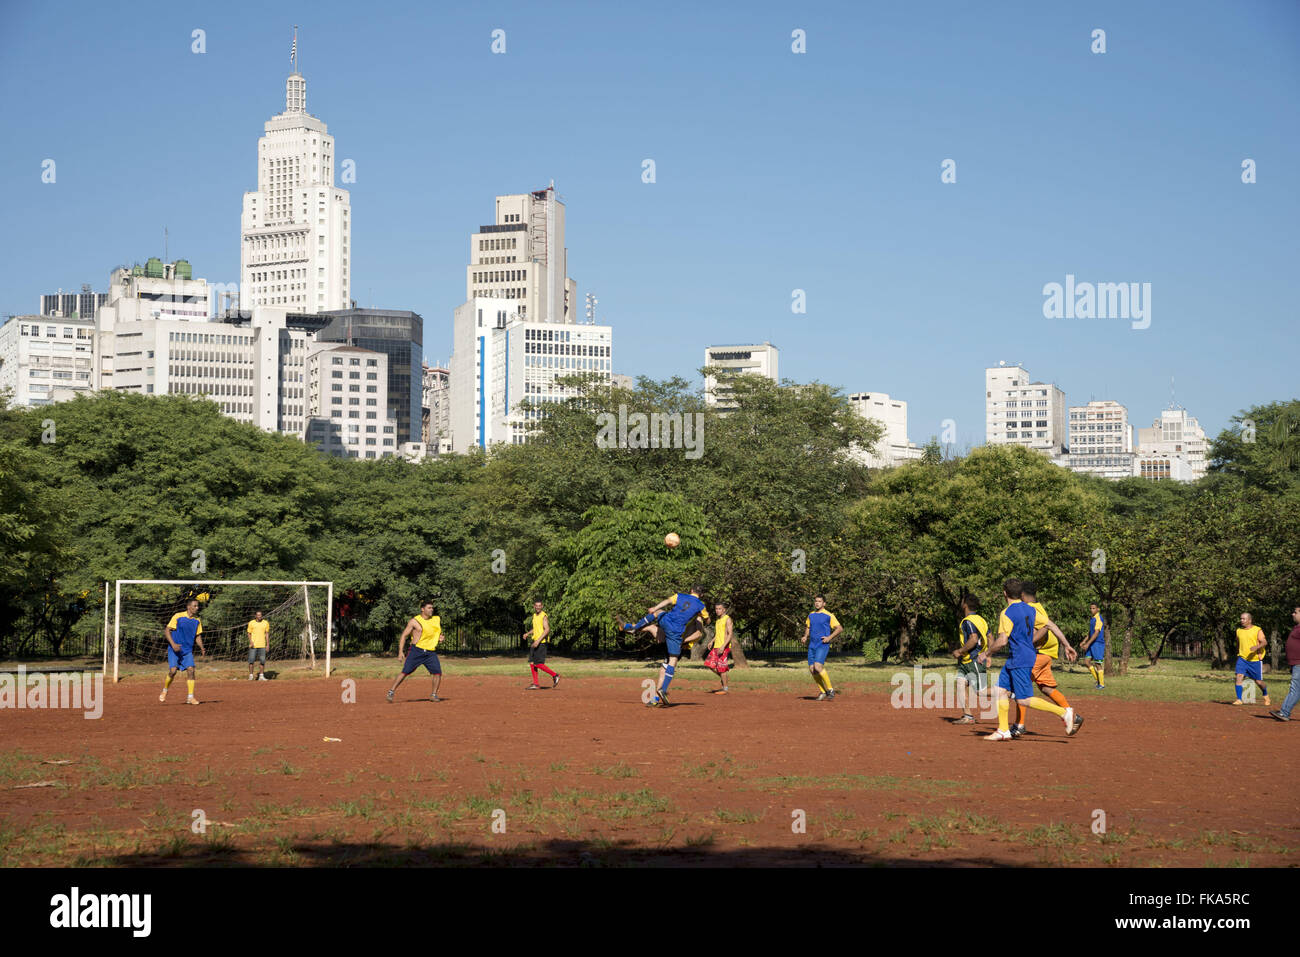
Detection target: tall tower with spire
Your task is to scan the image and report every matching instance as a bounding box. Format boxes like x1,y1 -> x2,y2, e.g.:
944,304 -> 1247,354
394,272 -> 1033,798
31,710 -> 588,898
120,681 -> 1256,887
240,28 -> 351,314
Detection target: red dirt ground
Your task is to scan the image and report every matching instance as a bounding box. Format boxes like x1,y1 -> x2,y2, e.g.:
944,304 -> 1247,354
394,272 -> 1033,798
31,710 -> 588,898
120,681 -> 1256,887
1,673 -> 1297,867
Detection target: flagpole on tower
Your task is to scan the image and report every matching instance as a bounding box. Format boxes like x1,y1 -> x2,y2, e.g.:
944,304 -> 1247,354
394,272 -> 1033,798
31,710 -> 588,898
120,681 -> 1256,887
291,25 -> 298,72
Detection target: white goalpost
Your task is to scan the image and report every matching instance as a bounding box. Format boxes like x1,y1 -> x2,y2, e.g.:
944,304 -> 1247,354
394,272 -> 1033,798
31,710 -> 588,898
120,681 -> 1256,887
110,580 -> 334,683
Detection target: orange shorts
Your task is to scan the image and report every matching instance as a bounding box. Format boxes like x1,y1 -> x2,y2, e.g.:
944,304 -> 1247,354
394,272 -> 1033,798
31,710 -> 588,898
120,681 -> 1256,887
1031,653 -> 1058,688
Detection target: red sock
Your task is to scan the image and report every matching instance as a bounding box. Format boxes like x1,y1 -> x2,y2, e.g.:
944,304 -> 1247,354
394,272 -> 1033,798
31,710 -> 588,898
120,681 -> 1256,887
529,664 -> 539,684
536,664 -> 557,679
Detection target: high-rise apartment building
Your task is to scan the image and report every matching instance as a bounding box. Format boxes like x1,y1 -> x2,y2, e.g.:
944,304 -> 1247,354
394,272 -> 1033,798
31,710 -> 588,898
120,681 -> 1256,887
1135,407 -> 1207,482
703,342 -> 779,408
464,185 -> 576,324
848,392 -> 923,467
0,314 -> 96,406
240,62 -> 350,313
985,363 -> 1067,456
1066,399 -> 1135,479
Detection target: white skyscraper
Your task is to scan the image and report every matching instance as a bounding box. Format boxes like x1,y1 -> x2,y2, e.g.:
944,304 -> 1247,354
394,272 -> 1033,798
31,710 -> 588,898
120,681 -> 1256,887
1135,407 -> 1208,481
449,297 -> 612,453
848,392 -> 923,467
1066,399 -> 1135,480
985,363 -> 1067,456
464,185 -> 576,324
703,342 -> 779,408
240,48 -> 351,314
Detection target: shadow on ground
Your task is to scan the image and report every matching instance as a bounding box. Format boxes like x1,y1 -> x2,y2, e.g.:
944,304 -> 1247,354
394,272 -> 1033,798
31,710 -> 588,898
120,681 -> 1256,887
88,839 -> 1013,868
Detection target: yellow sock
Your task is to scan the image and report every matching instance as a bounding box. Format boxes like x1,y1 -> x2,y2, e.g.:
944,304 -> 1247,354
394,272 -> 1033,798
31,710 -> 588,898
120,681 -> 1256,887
163,674 -> 174,689
820,669 -> 833,692
186,680 -> 195,697
997,697 -> 1010,731
812,671 -> 827,691
1025,696 -> 1065,718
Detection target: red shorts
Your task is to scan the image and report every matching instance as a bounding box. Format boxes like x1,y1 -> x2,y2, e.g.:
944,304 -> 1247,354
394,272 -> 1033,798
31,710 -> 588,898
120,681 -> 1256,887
704,647 -> 732,675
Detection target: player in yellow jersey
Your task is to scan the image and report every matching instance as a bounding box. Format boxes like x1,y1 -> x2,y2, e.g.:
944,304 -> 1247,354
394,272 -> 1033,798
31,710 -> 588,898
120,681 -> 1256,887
1233,612 -> 1270,706
705,602 -> 735,694
386,601 -> 444,703
247,610 -> 270,681
524,600 -> 560,690
951,595 -> 990,724
1018,583 -> 1083,737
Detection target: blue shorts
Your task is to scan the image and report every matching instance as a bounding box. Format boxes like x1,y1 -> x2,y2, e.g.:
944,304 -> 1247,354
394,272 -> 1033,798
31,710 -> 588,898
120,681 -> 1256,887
997,666 -> 1034,699
1083,645 -> 1105,661
403,647 -> 442,675
167,647 -> 195,670
807,640 -> 831,666
1236,658 -> 1263,682
663,627 -> 685,658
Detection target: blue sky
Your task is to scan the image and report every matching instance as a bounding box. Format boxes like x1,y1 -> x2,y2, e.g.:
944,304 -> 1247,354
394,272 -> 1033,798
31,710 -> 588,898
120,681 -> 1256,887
2,0 -> 1296,447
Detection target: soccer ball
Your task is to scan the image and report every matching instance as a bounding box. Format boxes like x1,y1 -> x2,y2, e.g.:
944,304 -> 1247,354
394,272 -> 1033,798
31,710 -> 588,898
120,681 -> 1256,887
664,532 -> 681,548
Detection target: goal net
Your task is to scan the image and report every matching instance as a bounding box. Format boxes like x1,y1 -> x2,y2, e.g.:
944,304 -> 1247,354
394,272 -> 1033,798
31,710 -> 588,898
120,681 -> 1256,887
110,580 -> 334,682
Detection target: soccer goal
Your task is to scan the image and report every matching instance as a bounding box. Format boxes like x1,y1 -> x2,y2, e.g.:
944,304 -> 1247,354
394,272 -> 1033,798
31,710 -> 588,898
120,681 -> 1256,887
110,580 -> 334,683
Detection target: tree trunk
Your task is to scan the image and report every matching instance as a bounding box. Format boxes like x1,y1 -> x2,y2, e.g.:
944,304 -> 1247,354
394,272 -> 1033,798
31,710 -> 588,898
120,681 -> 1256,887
899,613 -> 918,661
1270,627 -> 1281,673
1211,631 -> 1229,669
730,629 -> 749,668
1119,607 -> 1133,677
1149,625 -> 1176,666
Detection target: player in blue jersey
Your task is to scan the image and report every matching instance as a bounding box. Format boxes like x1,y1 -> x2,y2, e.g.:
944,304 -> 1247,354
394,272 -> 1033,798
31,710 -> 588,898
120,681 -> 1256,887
160,598 -> 206,705
801,595 -> 843,700
979,579 -> 1079,741
618,586 -> 709,708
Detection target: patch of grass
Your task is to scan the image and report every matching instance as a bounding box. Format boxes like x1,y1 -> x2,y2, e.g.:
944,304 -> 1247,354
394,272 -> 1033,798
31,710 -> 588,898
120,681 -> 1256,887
715,808 -> 761,824
684,833 -> 715,848
591,762 -> 639,779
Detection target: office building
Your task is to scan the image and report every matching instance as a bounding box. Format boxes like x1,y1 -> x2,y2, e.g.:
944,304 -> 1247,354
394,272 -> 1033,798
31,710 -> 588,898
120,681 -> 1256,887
40,284 -> 107,320
0,314 -> 96,407
848,392 -> 923,467
985,362 -> 1067,456
703,342 -> 779,408
1066,400 -> 1136,479
317,307 -> 422,444
1135,407 -> 1208,482
240,59 -> 351,313
464,184 -> 576,324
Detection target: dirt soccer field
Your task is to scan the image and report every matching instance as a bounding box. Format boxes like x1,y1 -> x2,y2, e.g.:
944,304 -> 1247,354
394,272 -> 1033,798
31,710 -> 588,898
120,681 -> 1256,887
2,667 -> 1297,867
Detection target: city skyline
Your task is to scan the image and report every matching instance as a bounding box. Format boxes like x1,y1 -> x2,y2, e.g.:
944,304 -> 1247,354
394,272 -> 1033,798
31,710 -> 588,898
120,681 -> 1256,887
2,1 -> 1297,450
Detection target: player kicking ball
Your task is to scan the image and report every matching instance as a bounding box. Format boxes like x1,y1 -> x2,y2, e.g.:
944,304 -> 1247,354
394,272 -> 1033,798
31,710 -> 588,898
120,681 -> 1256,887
618,585 -> 709,708
979,579 -> 1079,741
386,601 -> 444,703
160,598 -> 205,705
